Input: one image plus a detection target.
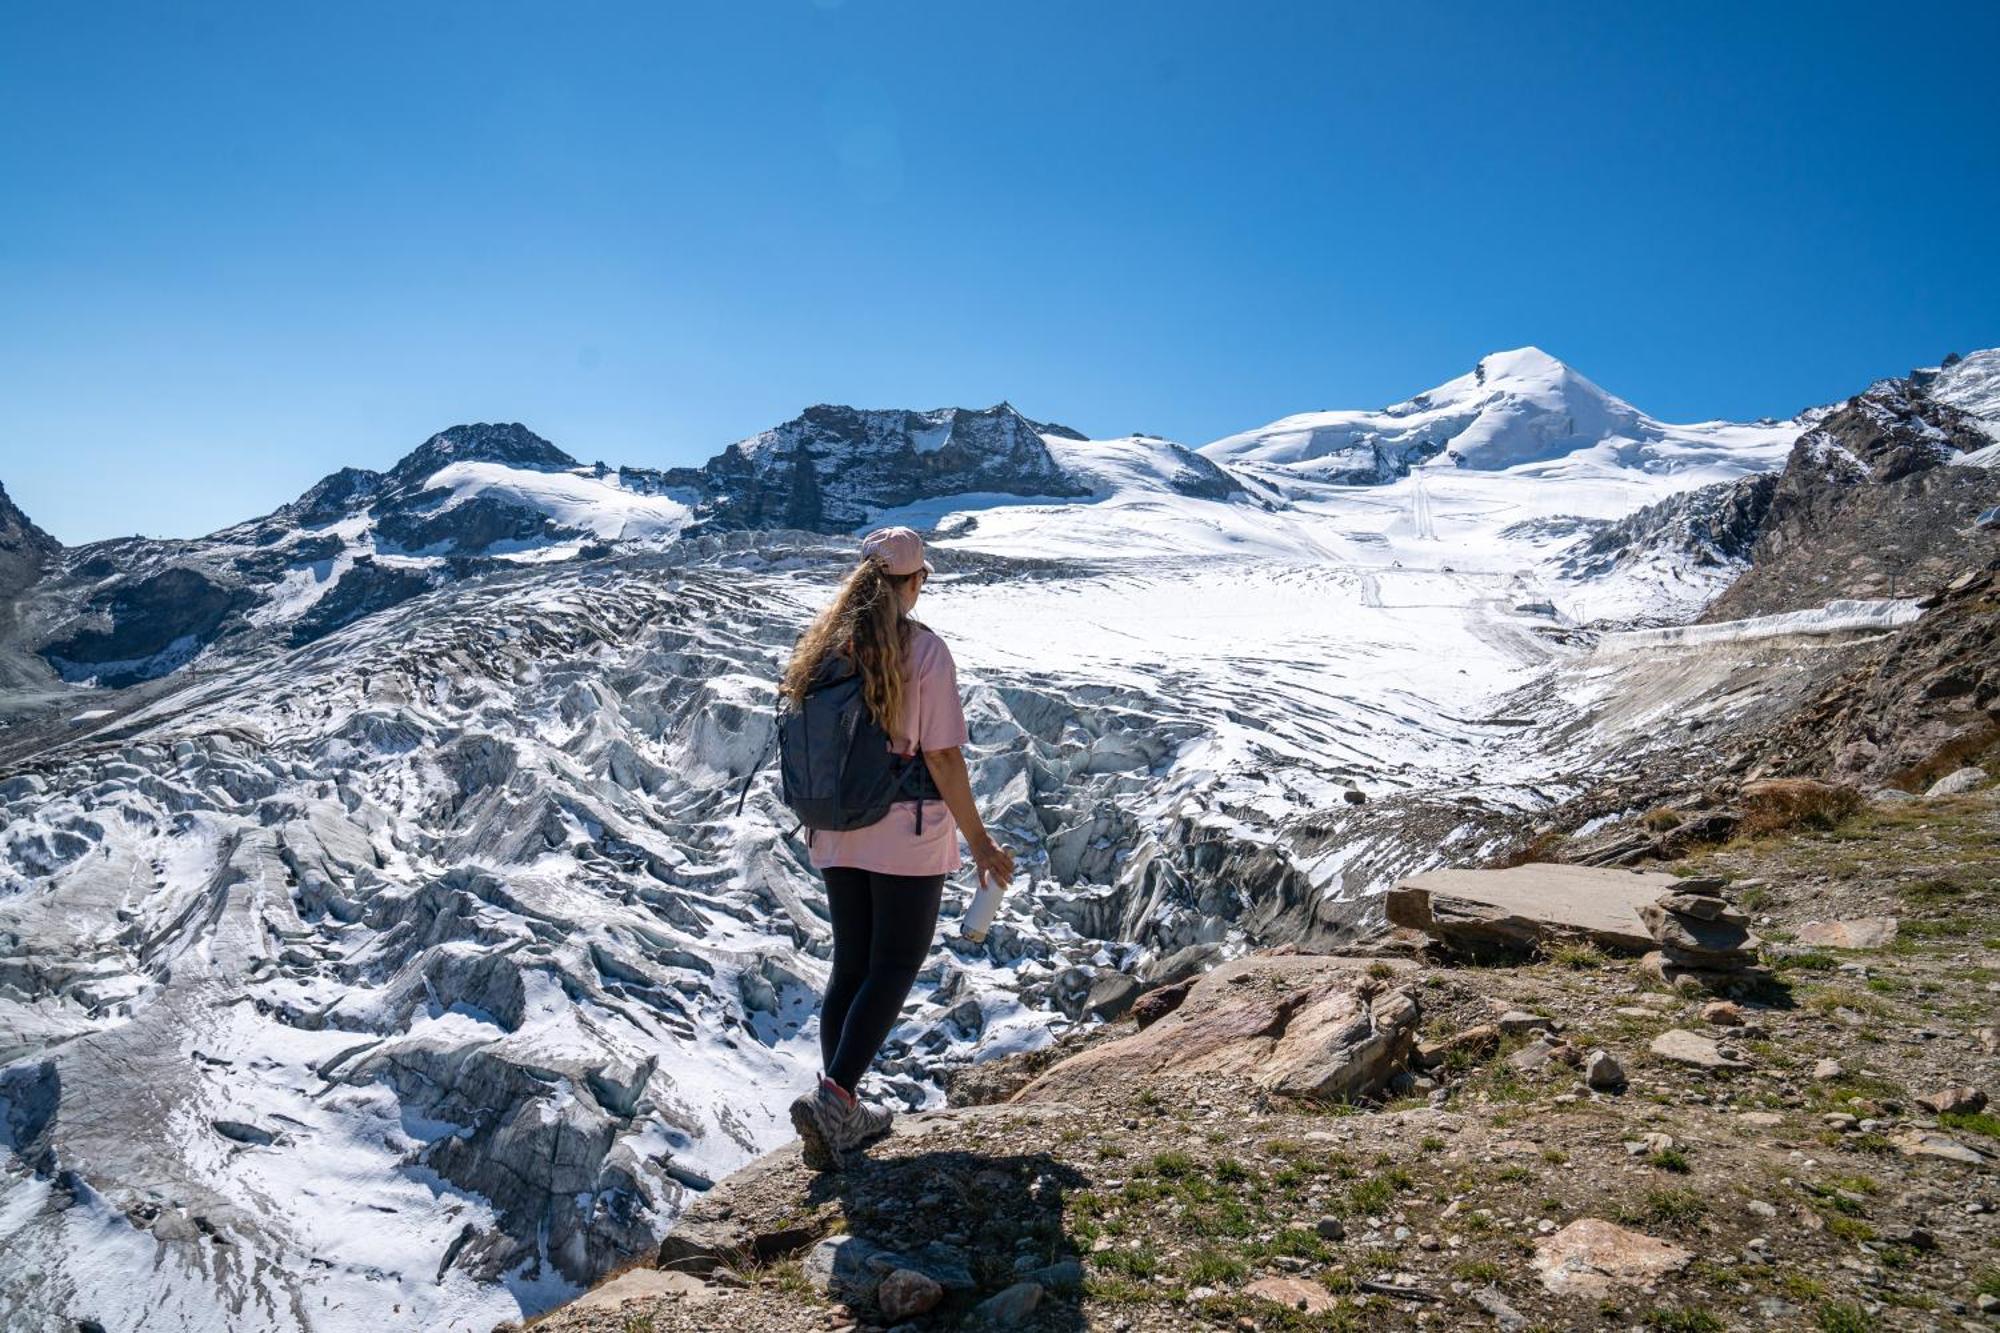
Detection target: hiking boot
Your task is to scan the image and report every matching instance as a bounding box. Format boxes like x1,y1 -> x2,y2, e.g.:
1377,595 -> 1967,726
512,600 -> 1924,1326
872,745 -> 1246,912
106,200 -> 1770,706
789,1080 -> 849,1171
842,1094 -> 894,1149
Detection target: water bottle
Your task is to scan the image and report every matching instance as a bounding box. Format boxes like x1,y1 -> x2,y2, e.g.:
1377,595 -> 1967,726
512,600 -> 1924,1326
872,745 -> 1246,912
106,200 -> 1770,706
958,871 -> 1010,943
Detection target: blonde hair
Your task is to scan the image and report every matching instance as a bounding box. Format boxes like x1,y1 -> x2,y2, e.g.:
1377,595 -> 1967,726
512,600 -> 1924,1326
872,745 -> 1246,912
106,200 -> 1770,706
781,558 -> 920,738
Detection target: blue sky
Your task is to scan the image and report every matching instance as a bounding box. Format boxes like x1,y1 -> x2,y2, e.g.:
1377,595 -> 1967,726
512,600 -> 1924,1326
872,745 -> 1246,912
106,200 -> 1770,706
3,2 -> 1996,543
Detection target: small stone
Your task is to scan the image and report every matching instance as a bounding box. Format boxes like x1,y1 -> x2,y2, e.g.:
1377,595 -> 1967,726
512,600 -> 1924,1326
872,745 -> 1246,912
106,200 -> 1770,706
1738,1111 -> 1784,1128
1822,1113 -> 1858,1132
877,1269 -> 943,1321
1747,1200 -> 1777,1218
1243,1275 -> 1338,1314
1700,1001 -> 1746,1026
970,1280 -> 1043,1325
1979,1293 -> 2000,1315
1812,1058 -> 1843,1081
1495,1010 -> 1555,1036
1585,1049 -> 1625,1091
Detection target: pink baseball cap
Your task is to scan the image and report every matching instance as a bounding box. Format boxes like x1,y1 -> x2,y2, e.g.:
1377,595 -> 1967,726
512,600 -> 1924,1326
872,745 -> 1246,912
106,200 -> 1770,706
859,526 -> 934,577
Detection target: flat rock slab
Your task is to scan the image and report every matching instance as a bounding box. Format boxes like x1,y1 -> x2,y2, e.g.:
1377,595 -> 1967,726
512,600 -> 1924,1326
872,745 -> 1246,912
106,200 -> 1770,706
567,1268 -> 718,1311
1532,1218 -> 1692,1298
1649,1029 -> 1749,1070
1010,955 -> 1419,1106
1387,863 -> 1677,956
1796,918 -> 1899,949
1893,1131 -> 1992,1167
1245,1274 -> 1340,1314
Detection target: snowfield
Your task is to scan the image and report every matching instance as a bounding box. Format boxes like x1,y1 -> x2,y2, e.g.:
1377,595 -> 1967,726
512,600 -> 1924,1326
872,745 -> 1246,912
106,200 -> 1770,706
3,346 -> 1994,1331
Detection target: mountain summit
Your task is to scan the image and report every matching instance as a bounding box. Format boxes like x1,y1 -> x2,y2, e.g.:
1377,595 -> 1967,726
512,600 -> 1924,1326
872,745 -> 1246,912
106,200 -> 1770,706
1202,347 -> 1778,482
384,422 -> 580,488
660,401 -> 1094,533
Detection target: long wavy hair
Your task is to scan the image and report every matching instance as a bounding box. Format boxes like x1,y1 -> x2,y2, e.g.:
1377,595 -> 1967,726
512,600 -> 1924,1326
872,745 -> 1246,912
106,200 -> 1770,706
781,557 -> 920,738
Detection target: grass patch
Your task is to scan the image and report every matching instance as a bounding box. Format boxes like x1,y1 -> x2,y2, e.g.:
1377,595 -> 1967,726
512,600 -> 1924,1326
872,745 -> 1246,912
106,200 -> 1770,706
1941,1110 -> 2000,1140
1185,1248 -> 1248,1286
1621,1188 -> 1706,1228
1150,1150 -> 1196,1178
1642,1310 -> 1723,1333
1646,1147 -> 1692,1174
1815,1302 -> 1873,1333
1545,939 -> 1609,969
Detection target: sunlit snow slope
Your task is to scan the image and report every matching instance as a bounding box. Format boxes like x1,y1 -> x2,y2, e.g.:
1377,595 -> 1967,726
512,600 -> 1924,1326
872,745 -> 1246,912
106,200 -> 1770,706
5,347 -> 1993,1333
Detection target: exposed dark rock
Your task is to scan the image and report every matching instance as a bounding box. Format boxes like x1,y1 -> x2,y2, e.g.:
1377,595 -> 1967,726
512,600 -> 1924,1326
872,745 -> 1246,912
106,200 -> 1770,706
1705,375 -> 1997,621
669,403 -> 1094,534
41,567 -> 258,686
288,562 -> 440,645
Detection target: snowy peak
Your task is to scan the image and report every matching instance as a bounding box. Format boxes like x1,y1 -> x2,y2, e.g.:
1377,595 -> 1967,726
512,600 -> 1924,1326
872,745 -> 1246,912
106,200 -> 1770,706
1203,347 -> 1783,482
385,422 -> 578,490
1921,348 -> 2000,438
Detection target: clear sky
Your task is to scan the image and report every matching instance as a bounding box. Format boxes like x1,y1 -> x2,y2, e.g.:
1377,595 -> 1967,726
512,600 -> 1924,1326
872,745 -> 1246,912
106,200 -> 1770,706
3,2 -> 1996,544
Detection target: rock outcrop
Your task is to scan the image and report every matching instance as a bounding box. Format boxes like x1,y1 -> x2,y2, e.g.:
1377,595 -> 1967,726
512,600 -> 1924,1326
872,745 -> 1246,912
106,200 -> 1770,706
1010,955 -> 1420,1108
1704,371 -> 1998,621
1386,863 -> 1672,958
658,402 -> 1094,534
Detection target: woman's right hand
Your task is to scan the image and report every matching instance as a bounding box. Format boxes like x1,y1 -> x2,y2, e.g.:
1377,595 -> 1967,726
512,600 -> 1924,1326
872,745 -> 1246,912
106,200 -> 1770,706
971,831 -> 1015,890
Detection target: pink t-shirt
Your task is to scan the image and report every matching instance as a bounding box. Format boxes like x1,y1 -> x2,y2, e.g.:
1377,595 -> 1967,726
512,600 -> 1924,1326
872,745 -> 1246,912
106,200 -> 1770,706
807,624 -> 970,877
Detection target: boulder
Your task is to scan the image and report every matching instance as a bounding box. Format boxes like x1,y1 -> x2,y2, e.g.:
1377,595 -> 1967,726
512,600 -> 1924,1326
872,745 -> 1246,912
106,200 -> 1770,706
803,1235 -> 890,1304
1386,863 -> 1672,958
1532,1218 -> 1692,1298
1083,971 -> 1142,1022
1584,1049 -> 1626,1091
1796,918 -> 1899,950
970,1280 -> 1043,1324
1925,766 -> 1987,797
877,1268 -> 944,1320
1916,1086 -> 1987,1116
1011,955 -> 1419,1107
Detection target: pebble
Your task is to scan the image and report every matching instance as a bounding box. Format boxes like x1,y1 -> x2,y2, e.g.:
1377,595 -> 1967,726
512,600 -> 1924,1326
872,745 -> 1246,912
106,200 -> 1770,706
1812,1058 -> 1843,1081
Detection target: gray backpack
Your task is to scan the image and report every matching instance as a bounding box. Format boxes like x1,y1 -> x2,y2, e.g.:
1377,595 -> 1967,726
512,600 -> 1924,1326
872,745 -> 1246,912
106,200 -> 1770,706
739,650 -> 941,832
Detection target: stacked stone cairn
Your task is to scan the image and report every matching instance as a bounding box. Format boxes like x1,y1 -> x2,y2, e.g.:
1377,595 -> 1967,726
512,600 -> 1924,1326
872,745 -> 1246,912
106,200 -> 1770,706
1638,875 -> 1771,996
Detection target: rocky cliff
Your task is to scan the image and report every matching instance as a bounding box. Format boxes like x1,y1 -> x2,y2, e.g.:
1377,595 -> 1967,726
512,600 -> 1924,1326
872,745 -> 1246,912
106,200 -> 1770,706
658,403 -> 1096,534
1703,371 -> 1998,621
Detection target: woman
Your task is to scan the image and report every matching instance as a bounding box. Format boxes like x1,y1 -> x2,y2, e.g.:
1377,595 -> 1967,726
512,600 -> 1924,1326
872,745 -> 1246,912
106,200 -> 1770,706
782,525 -> 1016,1170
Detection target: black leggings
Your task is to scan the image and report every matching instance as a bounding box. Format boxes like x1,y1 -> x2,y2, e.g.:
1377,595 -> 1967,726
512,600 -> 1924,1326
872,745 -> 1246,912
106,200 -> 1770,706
818,866 -> 945,1092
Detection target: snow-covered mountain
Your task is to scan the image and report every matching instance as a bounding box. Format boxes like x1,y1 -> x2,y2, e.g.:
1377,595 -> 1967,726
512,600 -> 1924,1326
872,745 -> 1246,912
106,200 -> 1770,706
1,347 -> 1994,1333
1203,346 -> 1798,482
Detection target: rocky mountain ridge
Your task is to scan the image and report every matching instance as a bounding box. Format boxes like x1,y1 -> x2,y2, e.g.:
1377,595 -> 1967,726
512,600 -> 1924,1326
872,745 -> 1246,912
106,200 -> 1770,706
0,346 -> 1995,1332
